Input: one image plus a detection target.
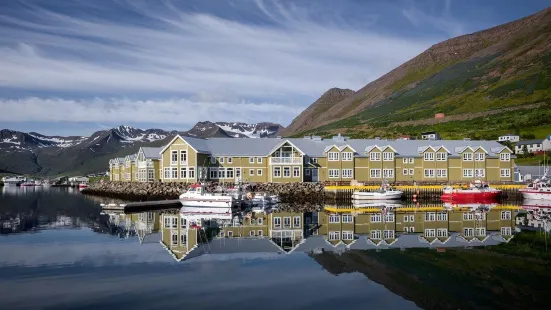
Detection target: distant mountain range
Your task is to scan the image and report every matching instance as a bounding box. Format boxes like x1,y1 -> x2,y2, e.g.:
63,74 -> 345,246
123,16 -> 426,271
0,121 -> 284,176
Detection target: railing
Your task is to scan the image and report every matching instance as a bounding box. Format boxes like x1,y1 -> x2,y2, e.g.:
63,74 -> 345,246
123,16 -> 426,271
270,157 -> 301,164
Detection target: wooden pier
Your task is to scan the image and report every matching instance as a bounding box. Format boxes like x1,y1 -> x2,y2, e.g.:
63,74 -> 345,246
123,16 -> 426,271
101,199 -> 181,213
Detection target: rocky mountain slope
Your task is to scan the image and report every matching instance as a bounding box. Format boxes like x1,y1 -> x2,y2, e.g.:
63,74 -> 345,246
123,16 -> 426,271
0,121 -> 284,176
283,8 -> 551,139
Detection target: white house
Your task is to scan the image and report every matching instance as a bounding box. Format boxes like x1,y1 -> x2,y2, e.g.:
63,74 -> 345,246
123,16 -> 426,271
498,133 -> 520,143
68,176 -> 89,183
421,131 -> 440,140
515,137 -> 551,154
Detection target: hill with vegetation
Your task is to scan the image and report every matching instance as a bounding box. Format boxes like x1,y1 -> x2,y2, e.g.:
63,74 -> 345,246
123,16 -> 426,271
284,8 -> 551,140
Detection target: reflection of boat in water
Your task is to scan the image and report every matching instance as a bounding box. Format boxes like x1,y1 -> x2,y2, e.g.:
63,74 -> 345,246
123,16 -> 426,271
521,199 -> 551,210
353,199 -> 403,209
179,206 -> 232,220
519,169 -> 551,200
352,183 -> 403,200
441,180 -> 501,202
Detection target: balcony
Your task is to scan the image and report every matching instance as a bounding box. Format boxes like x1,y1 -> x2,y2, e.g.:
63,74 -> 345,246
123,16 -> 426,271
270,157 -> 302,164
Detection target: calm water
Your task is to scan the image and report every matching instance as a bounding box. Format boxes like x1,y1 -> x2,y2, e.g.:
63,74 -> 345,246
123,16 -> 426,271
1,186 -> 550,310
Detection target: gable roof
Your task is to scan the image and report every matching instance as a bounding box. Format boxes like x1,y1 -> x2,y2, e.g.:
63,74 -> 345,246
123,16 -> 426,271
516,139 -> 544,146
140,147 -> 163,159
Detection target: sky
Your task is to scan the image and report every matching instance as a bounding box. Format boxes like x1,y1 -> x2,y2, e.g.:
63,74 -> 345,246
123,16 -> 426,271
0,0 -> 550,136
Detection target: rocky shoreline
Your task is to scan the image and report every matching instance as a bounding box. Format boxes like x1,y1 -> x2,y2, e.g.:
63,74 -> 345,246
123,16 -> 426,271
81,181 -> 326,204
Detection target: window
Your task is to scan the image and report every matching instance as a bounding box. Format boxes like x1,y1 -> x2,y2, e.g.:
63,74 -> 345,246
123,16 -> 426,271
424,229 -> 436,237
305,169 -> 311,176
409,158 -> 414,164
464,228 -> 474,237
180,150 -> 187,164
436,169 -> 447,178
210,156 -> 216,164
219,157 -> 224,163
500,153 -> 510,161
383,169 -> 394,178
180,167 -> 187,179
474,153 -> 485,161
384,213 -> 394,222
257,218 -> 263,225
463,213 -> 474,220
272,167 -> 280,177
148,170 -> 154,181
274,217 -> 281,228
328,152 -> 339,161
403,169 -> 409,175
293,167 -> 300,177
370,169 -> 381,178
501,227 -> 512,235
342,214 -> 353,223
500,169 -> 511,177
250,168 -> 255,176
171,168 -> 178,179
329,231 -> 341,240
342,169 -> 353,178
436,152 -> 447,161
409,226 -> 415,232
403,158 -> 408,164
219,168 -> 226,179
501,211 -> 511,220
164,168 -> 170,179
342,231 -> 354,240
171,150 -> 178,165
383,152 -> 394,161
437,212 -> 448,221
328,169 -> 339,178
293,216 -> 301,228
283,217 -> 291,228
258,230 -> 263,236
370,213 -> 382,223
463,153 -> 473,161
227,231 -> 233,237
383,230 -> 395,239
342,152 -> 353,161
437,229 -> 448,237
257,157 -> 262,163
257,169 -> 262,176
409,169 -> 414,175
283,167 -> 291,177
225,168 -> 233,179
210,168 -> 218,179
424,152 -> 434,161
370,230 -> 382,240
476,228 -> 486,237
463,169 -> 474,178
370,152 -> 381,161
311,158 -> 318,164
227,157 -> 232,163
475,169 -> 485,177
424,169 -> 435,178
171,231 -> 178,245
249,230 -> 255,237
329,214 -> 340,223
403,215 -> 409,222
180,233 -> 187,245
425,212 -> 436,221
180,218 -> 187,228
163,216 -> 171,228
249,157 -> 254,164
236,168 -> 241,178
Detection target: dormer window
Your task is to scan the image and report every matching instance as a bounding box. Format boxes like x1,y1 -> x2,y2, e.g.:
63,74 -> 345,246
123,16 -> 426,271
424,152 -> 434,161
370,152 -> 381,161
328,152 -> 339,161
436,152 -> 447,161
383,152 -> 394,161
463,153 -> 473,161
342,152 -> 353,161
474,153 -> 485,161
500,153 -> 510,161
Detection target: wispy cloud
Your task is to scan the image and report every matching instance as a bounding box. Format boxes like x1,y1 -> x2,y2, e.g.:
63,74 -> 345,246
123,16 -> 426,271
401,0 -> 465,37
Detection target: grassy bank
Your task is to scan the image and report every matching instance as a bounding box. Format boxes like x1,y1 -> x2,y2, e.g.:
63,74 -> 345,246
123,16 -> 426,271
515,154 -> 551,166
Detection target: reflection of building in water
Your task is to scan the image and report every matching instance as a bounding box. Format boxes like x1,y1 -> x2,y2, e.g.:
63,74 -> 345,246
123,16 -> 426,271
40,215 -> 81,229
516,207 -> 551,232
105,211 -> 137,238
135,212 -> 161,243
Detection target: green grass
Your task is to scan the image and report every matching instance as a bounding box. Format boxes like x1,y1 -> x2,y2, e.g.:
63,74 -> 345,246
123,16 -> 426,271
515,154 -> 551,166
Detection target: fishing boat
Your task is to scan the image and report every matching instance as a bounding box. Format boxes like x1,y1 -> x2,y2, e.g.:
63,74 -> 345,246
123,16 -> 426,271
352,183 -> 403,200
179,183 -> 234,208
519,168 -> 551,200
441,180 -> 501,202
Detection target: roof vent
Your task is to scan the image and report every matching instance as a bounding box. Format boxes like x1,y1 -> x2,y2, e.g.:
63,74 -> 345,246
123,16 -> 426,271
312,136 -> 322,141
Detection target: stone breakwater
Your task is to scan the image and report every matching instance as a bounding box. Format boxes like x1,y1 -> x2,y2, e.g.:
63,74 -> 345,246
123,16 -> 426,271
81,181 -> 325,203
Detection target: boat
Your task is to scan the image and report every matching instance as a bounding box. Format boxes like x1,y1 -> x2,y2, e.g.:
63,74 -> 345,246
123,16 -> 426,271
20,182 -> 36,187
519,168 -> 551,200
441,180 -> 501,202
78,183 -> 88,189
352,183 -> 403,200
179,183 -> 234,208
353,199 -> 403,209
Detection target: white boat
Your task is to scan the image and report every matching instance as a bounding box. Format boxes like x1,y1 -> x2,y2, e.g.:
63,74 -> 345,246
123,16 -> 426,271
352,199 -> 403,208
179,206 -> 232,221
352,184 -> 403,200
519,169 -> 551,200
179,183 -> 234,208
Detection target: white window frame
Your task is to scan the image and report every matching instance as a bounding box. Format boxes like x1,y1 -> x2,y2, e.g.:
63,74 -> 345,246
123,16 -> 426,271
475,153 -> 485,161
328,152 -> 339,161
436,152 -> 447,161
409,158 -> 414,164
250,168 -> 255,176
342,169 -> 353,178
311,158 -> 318,164
409,169 -> 414,176
403,158 -> 408,164
274,217 -> 281,228
283,217 -> 291,228
500,153 -> 511,161
293,166 -> 300,177
370,152 -> 381,161
500,168 -> 511,177
342,152 -> 353,161
329,231 -> 340,240
436,212 -> 448,221
171,167 -> 178,179
501,211 -> 511,220
383,169 -> 394,178
384,213 -> 394,222
342,214 -> 353,223
463,169 -> 474,178
171,150 -> 178,165
180,150 -> 187,164
476,227 -> 486,237
403,169 -> 408,175
424,152 -> 434,161
403,215 -> 409,222
189,167 -> 195,179
383,230 -> 394,239
436,169 -> 447,178
225,168 -> 232,179
475,168 -> 485,177
257,157 -> 262,164
293,216 -> 301,228
257,218 -> 263,225
370,169 -> 381,178
164,167 -> 170,179
342,231 -> 354,240
437,228 -> 448,237
258,230 -> 263,236
463,152 -> 473,161
424,229 -> 436,238
424,169 -> 435,178
227,157 -> 232,163
370,230 -> 382,240
219,157 -> 224,164
370,213 -> 382,223
329,214 -> 340,223
425,212 -> 436,222
249,157 -> 254,164
383,152 -> 394,161
257,169 -> 262,176
180,167 -> 187,179
463,213 -> 474,220
501,227 -> 512,235
171,231 -> 178,245
464,228 -> 474,237
283,167 -> 291,177
273,167 -> 280,177
328,169 -> 339,178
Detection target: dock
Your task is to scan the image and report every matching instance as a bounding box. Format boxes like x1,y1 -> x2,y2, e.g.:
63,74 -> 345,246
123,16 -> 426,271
101,199 -> 181,213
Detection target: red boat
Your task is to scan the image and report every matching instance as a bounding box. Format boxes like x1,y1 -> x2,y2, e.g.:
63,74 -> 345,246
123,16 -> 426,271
441,180 -> 501,202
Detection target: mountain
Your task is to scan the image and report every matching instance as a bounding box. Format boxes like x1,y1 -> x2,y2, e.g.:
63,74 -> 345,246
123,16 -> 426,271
0,121 -> 285,176
283,8 -> 551,140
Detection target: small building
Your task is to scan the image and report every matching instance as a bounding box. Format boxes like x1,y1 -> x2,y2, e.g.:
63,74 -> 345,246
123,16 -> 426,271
515,139 -> 544,154
498,134 -> 520,143
68,176 -> 89,184
421,131 -> 440,140
397,135 -> 411,140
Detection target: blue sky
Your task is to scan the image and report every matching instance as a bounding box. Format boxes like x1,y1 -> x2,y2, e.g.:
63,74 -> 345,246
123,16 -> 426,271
0,0 -> 549,136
